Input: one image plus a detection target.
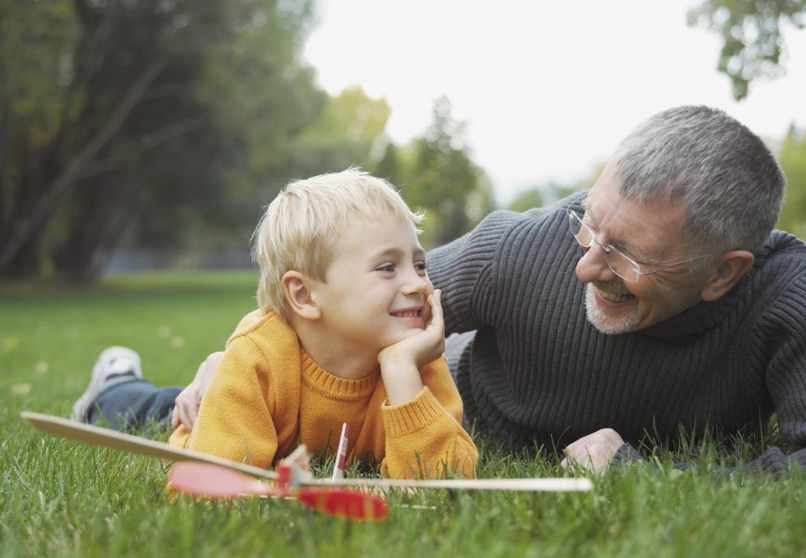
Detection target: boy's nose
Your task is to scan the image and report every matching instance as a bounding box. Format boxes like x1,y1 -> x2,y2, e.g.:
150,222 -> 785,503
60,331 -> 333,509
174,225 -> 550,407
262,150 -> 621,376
401,271 -> 429,296
575,244 -> 616,284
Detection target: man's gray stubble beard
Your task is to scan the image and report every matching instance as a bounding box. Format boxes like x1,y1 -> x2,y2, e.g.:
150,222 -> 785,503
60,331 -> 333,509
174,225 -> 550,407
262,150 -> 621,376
584,283 -> 640,335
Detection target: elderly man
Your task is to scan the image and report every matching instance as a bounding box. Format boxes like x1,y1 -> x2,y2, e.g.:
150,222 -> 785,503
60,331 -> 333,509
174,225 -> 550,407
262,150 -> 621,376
85,105 -> 806,473
427,105 -> 806,472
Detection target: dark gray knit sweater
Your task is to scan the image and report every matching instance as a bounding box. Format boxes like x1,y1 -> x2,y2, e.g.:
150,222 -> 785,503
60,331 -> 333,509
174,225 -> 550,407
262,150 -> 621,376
428,194 -> 806,472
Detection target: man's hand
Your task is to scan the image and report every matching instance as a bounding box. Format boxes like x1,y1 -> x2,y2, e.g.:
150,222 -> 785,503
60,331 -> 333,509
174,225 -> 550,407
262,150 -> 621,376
561,428 -> 624,474
377,289 -> 445,405
171,351 -> 225,430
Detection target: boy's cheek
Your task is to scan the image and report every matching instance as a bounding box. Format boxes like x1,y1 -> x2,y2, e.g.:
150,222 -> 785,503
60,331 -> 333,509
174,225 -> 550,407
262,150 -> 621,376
424,275 -> 434,295
420,303 -> 432,327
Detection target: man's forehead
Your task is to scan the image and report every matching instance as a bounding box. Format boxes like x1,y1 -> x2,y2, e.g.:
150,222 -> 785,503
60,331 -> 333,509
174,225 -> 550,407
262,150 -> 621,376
584,182 -> 690,261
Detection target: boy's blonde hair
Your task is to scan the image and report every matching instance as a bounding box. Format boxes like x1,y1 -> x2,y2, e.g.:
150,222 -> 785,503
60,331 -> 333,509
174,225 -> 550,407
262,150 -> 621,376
252,168 -> 424,320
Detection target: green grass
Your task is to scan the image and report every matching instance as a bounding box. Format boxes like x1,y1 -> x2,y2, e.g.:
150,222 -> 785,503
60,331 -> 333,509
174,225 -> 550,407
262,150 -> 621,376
1,272 -> 805,557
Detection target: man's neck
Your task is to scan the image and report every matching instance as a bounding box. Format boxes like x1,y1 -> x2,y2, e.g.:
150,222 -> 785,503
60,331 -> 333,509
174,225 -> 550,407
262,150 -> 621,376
292,320 -> 379,380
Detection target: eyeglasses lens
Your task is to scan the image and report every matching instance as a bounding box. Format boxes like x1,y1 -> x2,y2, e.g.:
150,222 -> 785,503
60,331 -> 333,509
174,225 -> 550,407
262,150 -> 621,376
568,210 -> 639,282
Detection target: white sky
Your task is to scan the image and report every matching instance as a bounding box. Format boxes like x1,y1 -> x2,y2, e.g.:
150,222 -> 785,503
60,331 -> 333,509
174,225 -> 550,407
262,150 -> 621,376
303,0 -> 806,204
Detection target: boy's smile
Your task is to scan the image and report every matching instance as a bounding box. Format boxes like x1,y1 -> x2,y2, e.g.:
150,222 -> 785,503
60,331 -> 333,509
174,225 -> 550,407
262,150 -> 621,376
305,216 -> 432,374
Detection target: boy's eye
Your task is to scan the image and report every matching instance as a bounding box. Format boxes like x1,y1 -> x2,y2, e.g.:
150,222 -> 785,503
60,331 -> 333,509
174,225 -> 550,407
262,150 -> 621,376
376,264 -> 395,273
415,262 -> 427,274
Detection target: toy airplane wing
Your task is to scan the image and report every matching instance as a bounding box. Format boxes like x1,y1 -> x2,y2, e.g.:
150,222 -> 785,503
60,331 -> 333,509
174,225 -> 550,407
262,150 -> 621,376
21,411 -> 592,493
20,411 -> 278,481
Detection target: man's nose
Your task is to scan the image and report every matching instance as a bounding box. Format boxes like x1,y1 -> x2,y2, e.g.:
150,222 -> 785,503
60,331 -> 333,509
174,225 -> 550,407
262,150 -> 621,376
575,242 -> 617,284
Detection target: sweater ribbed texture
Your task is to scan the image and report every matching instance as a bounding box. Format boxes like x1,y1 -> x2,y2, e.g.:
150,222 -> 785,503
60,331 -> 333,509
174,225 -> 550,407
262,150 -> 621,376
429,193 -> 806,466
169,310 -> 477,479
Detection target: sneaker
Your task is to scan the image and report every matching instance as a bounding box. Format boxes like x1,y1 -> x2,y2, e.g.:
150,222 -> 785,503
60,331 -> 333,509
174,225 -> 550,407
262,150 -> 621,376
70,346 -> 143,421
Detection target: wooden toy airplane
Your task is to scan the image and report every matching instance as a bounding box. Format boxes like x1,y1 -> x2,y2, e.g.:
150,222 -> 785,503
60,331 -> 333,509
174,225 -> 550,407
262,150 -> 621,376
21,411 -> 593,522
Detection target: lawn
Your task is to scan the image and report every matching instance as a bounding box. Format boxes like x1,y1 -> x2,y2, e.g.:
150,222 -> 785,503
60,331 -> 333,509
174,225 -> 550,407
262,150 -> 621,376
1,272 -> 804,557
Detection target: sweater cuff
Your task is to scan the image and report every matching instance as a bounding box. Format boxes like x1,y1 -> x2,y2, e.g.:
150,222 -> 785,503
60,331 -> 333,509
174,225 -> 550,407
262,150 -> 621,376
611,443 -> 647,467
382,387 -> 445,438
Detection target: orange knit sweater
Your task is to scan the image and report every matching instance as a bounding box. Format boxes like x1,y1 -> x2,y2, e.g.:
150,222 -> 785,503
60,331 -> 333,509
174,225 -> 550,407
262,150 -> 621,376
169,310 -> 477,479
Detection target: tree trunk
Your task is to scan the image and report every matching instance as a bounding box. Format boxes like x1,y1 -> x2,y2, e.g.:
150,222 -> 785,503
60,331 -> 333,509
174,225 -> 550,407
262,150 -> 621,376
0,60 -> 167,277
52,166 -> 139,283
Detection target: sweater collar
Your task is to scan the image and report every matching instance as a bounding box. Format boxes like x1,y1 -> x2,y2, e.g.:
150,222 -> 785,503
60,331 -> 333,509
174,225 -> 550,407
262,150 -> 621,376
299,348 -> 380,400
636,278 -> 747,339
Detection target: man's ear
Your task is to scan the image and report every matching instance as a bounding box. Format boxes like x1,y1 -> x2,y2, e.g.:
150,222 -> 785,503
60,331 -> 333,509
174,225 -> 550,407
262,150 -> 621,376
282,271 -> 321,320
700,250 -> 754,302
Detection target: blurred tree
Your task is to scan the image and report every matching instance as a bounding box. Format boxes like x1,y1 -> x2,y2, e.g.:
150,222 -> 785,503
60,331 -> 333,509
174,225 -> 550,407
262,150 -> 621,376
507,164 -> 603,213
401,96 -> 495,247
508,188 -> 545,213
284,85 -> 391,179
776,126 -> 806,238
373,142 -> 404,186
688,0 -> 806,100
0,0 -> 322,282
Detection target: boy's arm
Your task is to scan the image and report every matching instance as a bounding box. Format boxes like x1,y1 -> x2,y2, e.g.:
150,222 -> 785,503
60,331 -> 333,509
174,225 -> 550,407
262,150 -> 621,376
377,291 -> 478,478
172,310 -> 266,430
172,351 -> 225,430
380,357 -> 478,479
184,336 -> 280,469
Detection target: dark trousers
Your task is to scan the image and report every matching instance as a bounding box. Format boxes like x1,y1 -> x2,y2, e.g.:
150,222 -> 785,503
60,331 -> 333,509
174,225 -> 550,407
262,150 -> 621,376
87,379 -> 182,432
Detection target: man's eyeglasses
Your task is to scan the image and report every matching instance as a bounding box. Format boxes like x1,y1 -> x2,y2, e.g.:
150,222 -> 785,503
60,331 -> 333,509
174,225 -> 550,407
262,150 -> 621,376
567,209 -> 711,283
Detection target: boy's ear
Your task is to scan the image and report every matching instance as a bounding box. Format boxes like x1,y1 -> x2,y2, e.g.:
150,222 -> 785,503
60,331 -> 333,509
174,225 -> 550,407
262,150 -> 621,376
700,250 -> 754,302
282,271 -> 321,320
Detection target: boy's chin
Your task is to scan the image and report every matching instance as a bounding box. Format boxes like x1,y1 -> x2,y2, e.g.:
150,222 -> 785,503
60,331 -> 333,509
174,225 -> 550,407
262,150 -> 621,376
384,326 -> 424,345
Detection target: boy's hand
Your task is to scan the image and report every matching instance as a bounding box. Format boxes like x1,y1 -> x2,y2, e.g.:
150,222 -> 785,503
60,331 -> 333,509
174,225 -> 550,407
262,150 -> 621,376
171,351 -> 224,429
378,290 -> 445,405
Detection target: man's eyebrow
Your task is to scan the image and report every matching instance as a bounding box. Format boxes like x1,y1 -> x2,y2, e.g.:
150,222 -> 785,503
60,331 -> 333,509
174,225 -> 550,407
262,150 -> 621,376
583,203 -> 651,262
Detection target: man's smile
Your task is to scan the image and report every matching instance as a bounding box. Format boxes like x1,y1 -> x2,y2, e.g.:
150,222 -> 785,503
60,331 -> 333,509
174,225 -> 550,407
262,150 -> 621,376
592,284 -> 636,305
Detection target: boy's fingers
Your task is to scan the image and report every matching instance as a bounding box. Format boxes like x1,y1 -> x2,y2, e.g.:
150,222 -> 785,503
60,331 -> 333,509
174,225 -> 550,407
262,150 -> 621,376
427,290 -> 444,330
177,404 -> 193,430
188,399 -> 199,426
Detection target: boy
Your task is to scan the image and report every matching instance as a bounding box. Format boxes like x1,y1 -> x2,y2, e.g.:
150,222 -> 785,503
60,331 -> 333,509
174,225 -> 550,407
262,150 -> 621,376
72,169 -> 477,479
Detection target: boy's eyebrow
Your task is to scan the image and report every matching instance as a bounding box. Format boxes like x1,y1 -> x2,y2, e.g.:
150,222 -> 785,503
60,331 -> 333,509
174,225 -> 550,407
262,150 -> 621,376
371,247 -> 426,260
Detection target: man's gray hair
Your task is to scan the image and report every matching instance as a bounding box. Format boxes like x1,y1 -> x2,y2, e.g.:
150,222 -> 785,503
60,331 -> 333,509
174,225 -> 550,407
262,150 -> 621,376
614,105 -> 785,256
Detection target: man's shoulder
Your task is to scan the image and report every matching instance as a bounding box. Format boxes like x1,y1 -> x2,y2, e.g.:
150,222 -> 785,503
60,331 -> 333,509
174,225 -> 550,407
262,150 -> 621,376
472,191 -> 588,245
746,231 -> 806,327
765,230 -> 806,258
757,231 -> 806,278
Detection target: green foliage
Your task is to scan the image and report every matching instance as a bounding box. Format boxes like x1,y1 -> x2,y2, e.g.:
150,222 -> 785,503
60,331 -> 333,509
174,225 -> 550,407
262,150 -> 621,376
305,85 -> 391,147
507,165 -> 603,213
0,0 -> 328,282
508,189 -> 546,213
0,0 -> 78,148
777,127 -> 806,237
286,85 -> 392,179
2,272 -> 806,557
374,97 -> 495,248
688,0 -> 806,99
